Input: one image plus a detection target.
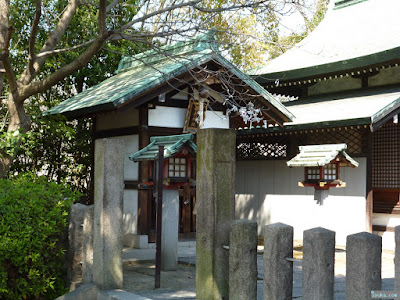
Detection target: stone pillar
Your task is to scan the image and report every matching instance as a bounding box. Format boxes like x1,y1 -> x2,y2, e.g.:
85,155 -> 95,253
161,189 -> 179,271
303,227 -> 335,300
229,219 -> 258,300
263,223 -> 293,300
82,205 -> 94,283
93,139 -> 124,290
196,128 -> 236,300
346,232 -> 381,299
395,226 -> 400,291
68,203 -> 92,286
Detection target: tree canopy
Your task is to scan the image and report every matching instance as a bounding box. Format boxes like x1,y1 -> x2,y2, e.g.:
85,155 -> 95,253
0,0 -> 325,182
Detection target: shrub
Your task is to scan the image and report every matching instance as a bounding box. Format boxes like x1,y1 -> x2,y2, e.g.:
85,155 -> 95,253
0,173 -> 79,299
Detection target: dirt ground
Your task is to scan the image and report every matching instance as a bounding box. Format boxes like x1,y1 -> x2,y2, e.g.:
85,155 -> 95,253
123,261 -> 196,295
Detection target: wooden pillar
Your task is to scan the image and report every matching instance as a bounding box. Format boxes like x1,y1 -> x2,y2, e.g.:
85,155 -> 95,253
138,105 -> 150,235
366,130 -> 373,233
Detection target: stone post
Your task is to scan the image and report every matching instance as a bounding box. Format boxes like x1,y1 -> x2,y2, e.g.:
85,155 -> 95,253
93,139 -> 124,290
303,227 -> 335,300
161,189 -> 179,271
346,232 -> 381,299
263,223 -> 293,300
229,219 -> 258,300
395,226 -> 400,291
67,203 -> 87,285
82,205 -> 94,283
196,128 -> 236,300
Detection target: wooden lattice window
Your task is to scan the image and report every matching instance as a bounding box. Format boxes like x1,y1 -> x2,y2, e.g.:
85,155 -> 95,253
305,164 -> 339,182
168,158 -> 187,178
237,141 -> 287,160
305,128 -> 366,156
372,123 -> 400,189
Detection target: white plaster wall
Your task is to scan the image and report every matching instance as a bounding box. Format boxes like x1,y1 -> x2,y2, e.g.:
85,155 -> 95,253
148,106 -> 229,129
123,189 -> 138,235
149,107 -> 186,128
308,76 -> 361,96
96,109 -> 139,130
236,158 -> 367,246
108,135 -> 139,180
203,111 -> 229,129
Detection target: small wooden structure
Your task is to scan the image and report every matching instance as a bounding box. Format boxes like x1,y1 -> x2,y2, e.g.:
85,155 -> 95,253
129,134 -> 197,237
287,144 -> 359,190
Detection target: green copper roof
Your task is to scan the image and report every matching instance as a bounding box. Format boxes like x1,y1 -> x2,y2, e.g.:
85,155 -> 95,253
251,0 -> 400,83
44,33 -> 293,123
237,86 -> 400,133
287,143 -> 359,167
129,133 -> 196,161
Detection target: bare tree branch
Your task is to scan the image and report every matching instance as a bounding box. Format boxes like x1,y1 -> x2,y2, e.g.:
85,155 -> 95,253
20,0 -> 110,99
119,0 -> 203,31
193,0 -> 270,13
25,0 -> 42,84
20,0 -> 80,84
35,39 -> 96,58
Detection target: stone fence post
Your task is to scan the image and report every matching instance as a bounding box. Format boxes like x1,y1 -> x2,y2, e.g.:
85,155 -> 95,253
196,128 -> 236,300
229,219 -> 258,300
303,227 -> 335,300
263,223 -> 293,300
346,232 -> 381,299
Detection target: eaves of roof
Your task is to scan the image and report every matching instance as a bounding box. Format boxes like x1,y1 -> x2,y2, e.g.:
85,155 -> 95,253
237,86 -> 400,135
254,47 -> 400,85
129,133 -> 196,161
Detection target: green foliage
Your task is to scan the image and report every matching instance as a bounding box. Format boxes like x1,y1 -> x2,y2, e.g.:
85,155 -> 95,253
0,173 -> 79,299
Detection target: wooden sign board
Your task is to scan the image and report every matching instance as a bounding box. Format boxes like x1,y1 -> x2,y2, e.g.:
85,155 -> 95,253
183,98 -> 209,133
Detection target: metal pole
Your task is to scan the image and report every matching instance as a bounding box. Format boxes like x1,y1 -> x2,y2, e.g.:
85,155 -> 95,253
155,145 -> 164,289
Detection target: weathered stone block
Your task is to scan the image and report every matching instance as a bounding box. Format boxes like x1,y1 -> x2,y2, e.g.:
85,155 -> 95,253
196,128 -> 236,300
303,227 -> 335,300
93,139 -> 124,290
263,222 -> 293,300
229,219 -> 258,300
346,232 -> 381,299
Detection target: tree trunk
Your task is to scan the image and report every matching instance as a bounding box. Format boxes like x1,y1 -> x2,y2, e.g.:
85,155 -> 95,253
0,92 -> 31,178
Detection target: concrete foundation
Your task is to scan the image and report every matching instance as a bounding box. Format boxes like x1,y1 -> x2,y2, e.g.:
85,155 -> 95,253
93,138 -> 124,289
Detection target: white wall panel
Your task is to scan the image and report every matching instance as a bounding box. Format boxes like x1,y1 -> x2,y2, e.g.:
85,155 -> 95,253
109,135 -> 139,180
236,158 -> 368,246
148,106 -> 186,128
123,189 -> 138,235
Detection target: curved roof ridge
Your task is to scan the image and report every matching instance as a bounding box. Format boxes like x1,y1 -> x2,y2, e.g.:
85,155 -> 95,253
251,0 -> 400,80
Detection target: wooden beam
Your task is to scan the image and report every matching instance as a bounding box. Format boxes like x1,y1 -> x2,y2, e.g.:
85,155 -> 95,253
93,126 -> 140,139
117,74 -> 195,113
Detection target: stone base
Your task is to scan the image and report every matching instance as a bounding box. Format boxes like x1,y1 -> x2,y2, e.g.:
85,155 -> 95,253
123,234 -> 149,249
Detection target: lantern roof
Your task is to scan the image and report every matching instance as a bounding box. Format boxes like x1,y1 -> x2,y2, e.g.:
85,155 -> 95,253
129,133 -> 196,162
287,143 -> 359,168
